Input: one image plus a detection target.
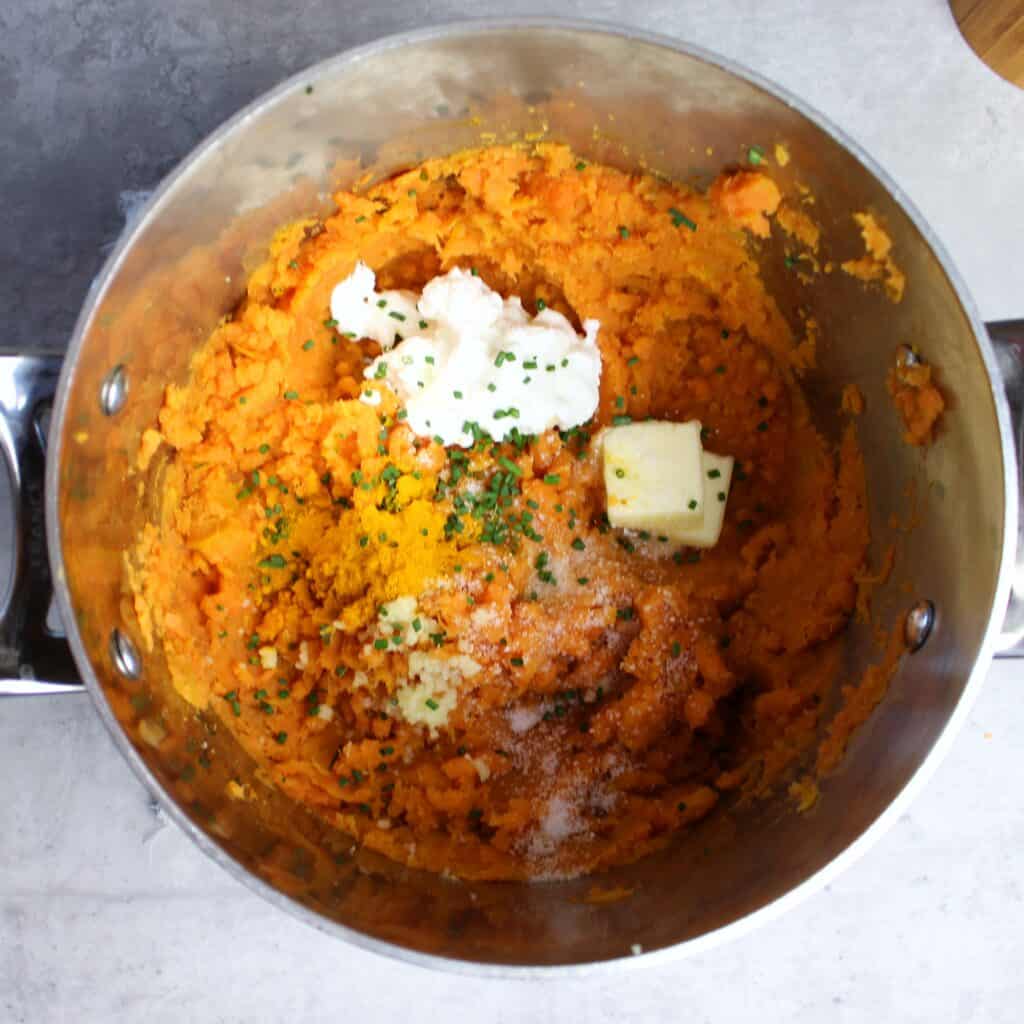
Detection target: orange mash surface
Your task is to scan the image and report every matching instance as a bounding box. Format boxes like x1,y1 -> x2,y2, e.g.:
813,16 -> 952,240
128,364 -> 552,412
132,145 -> 871,880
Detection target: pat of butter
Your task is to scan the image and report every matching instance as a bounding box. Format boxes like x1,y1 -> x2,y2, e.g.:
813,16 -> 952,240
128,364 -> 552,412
603,421 -> 704,540
673,450 -> 735,548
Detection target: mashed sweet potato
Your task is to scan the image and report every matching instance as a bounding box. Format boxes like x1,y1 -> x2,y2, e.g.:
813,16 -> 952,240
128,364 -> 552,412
131,144 -> 872,880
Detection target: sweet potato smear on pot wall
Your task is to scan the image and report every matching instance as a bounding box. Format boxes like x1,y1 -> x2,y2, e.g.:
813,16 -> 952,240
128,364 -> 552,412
131,144 -> 873,881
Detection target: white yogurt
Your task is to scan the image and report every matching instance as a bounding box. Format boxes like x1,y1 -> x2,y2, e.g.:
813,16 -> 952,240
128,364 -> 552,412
329,262 -> 601,447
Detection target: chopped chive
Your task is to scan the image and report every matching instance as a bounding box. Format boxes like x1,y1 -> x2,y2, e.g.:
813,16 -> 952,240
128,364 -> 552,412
669,207 -> 697,231
259,554 -> 287,569
302,339 -> 314,351
283,389 -> 299,400
543,474 -> 560,485
388,311 -> 406,321
748,144 -> 764,165
612,415 -> 632,426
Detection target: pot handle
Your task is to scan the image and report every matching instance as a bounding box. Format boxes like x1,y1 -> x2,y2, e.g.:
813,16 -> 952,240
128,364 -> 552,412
0,352 -> 83,694
4,327 -> 1022,685
988,321 -> 1024,657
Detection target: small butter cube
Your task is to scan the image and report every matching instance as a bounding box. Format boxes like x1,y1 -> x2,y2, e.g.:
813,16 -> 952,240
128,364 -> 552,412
672,451 -> 735,548
603,420 -> 704,540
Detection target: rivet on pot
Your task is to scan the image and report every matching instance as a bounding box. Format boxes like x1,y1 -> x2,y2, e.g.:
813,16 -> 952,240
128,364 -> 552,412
110,628 -> 141,679
100,364 -> 128,415
905,600 -> 935,652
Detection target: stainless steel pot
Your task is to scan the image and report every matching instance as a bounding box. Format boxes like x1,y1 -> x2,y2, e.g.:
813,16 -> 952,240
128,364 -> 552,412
2,19 -> 1023,974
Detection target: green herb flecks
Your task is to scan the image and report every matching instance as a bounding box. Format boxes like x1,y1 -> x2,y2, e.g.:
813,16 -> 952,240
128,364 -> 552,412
669,207 -> 698,231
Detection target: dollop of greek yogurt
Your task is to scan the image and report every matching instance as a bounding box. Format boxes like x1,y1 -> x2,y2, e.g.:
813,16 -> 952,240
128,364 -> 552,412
329,262 -> 601,447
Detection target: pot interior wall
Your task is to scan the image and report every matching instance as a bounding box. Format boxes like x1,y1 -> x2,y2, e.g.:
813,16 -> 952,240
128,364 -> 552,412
53,25 -> 1006,966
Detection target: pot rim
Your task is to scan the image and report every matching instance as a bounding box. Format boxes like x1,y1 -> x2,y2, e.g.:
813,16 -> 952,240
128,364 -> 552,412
45,15 -> 1019,977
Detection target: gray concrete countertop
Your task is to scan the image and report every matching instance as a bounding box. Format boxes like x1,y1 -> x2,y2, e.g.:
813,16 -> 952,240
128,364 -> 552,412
2,1 -> 1023,1021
